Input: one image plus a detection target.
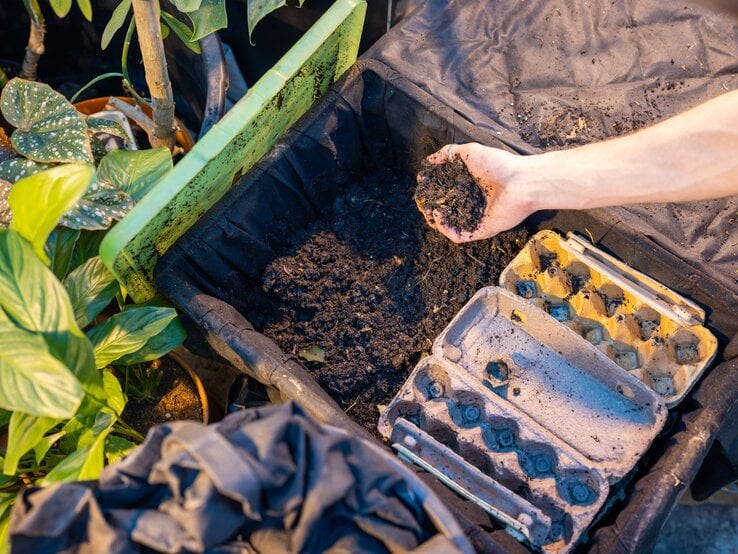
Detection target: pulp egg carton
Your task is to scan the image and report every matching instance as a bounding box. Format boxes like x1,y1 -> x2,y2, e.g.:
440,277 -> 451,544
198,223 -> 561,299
499,230 -> 717,407
378,287 -> 667,552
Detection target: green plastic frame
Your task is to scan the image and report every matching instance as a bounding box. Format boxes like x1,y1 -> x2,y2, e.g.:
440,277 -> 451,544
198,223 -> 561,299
100,0 -> 367,302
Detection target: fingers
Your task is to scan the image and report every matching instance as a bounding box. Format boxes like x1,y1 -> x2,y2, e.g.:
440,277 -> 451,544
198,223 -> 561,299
427,144 -> 456,165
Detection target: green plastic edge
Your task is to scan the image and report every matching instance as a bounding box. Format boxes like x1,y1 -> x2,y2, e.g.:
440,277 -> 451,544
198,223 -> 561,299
100,0 -> 367,302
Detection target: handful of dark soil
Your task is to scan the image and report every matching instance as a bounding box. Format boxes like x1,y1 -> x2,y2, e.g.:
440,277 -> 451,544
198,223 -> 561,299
415,158 -> 487,233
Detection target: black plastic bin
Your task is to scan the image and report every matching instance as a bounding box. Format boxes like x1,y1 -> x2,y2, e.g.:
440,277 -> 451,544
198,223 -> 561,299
156,60 -> 738,553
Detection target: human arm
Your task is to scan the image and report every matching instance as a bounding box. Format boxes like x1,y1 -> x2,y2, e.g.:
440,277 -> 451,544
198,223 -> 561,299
422,89 -> 738,242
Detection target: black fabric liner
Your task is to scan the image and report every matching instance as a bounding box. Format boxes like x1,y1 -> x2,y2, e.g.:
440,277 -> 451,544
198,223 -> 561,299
367,0 -> 738,303
155,61 -> 738,552
9,403 -> 471,553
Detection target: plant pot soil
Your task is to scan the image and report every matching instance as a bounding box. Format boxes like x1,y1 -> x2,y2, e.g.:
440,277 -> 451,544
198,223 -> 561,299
123,353 -> 207,436
415,158 -> 487,233
242,165 -> 528,437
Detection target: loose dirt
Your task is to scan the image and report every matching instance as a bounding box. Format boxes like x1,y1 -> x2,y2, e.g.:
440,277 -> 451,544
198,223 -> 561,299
242,165 -> 528,436
123,357 -> 203,436
415,159 -> 486,233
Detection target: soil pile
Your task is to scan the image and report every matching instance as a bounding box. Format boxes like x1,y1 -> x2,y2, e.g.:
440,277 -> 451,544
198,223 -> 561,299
243,166 -> 528,435
415,158 -> 486,233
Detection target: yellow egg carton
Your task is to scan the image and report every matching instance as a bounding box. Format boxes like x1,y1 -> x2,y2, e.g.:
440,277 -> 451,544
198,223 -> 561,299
499,230 -> 718,407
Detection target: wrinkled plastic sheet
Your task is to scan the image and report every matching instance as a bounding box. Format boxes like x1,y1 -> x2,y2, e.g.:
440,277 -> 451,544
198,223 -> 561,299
154,61 -> 738,552
367,0 -> 738,311
9,403 -> 470,554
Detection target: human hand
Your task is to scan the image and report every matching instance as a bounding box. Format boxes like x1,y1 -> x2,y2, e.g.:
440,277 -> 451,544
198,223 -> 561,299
416,143 -> 533,243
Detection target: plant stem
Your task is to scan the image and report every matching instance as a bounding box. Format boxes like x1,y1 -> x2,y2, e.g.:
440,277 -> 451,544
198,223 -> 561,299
130,0 -> 176,150
70,72 -> 124,103
113,420 -> 145,443
21,1 -> 46,81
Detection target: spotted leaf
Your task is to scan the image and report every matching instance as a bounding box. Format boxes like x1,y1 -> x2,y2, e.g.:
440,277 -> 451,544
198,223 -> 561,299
60,179 -> 135,231
86,118 -> 129,141
0,180 -> 10,228
0,78 -> 93,164
0,158 -> 50,183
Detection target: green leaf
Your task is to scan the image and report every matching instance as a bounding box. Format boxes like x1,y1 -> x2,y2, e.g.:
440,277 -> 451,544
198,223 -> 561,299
0,180 -> 10,229
0,159 -> 50,184
33,429 -> 65,465
0,79 -> 93,164
98,147 -> 172,201
41,411 -> 114,483
0,411 -> 10,430
184,0 -> 227,42
9,164 -> 94,264
114,316 -> 186,365
87,306 -> 179,368
0,494 -> 14,554
0,230 -> 103,400
102,369 -> 126,416
69,230 -> 105,270
160,20 -> 170,40
160,11 -> 201,54
64,256 -> 118,328
75,0 -> 92,21
105,435 -> 137,464
46,226 -> 81,280
60,179 -> 135,231
171,0 -> 202,11
86,117 -> 128,140
22,0 -> 44,24
0,323 -> 83,418
101,0 -> 131,50
3,413 -> 58,475
48,0 -> 72,17
247,0 -> 284,42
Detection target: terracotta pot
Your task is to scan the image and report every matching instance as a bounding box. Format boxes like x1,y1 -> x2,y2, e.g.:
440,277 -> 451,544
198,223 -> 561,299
75,96 -> 195,152
166,350 -> 210,424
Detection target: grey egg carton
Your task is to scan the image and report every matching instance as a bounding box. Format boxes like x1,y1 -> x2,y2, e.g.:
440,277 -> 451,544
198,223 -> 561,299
499,230 -> 718,407
378,287 -> 667,552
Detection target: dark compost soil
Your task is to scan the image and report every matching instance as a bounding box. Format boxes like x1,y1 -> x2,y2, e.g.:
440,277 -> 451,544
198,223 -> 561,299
242,165 -> 528,436
415,159 -> 486,233
123,357 -> 203,436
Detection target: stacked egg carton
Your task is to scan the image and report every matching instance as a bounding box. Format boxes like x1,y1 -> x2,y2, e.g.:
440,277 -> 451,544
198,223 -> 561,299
499,230 -> 717,407
379,287 -> 667,552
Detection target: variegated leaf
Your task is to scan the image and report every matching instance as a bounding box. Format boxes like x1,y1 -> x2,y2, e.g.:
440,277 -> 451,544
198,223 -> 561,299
0,158 -> 50,183
86,117 -> 129,140
0,180 -> 10,228
60,180 -> 134,231
0,78 -> 93,164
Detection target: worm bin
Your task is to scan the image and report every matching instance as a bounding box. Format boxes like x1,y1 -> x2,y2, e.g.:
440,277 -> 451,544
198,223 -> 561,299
156,60 -> 738,552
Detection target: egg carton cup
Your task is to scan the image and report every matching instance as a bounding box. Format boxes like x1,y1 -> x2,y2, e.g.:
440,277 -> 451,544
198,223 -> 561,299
379,287 -> 667,552
499,230 -> 718,407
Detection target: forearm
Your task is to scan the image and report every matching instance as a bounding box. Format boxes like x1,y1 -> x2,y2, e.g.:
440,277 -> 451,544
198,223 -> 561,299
516,90 -> 738,211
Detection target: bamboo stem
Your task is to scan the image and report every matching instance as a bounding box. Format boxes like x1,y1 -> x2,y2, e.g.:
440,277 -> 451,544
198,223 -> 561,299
130,0 -> 176,150
21,8 -> 45,81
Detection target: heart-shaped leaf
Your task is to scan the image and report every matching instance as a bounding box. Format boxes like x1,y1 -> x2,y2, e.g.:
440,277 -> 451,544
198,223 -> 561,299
0,322 -> 83,419
98,147 -> 172,201
60,178 -> 135,231
0,78 -> 93,163
9,164 -> 94,263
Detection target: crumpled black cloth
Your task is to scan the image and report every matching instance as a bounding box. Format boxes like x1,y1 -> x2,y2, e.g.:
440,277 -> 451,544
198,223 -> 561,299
10,403 -> 459,553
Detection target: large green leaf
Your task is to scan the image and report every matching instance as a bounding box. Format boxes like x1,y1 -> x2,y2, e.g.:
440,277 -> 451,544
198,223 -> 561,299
46,226 -> 81,280
9,164 -> 94,263
3,412 -> 58,475
102,369 -> 126,416
114,316 -> 186,365
64,256 -> 118,328
0,323 -> 83,418
183,0 -> 227,42
60,179 -> 135,231
33,429 -> 66,465
0,79 -> 93,164
69,230 -> 105,271
0,159 -> 49,184
171,0 -> 201,11
41,411 -> 114,484
0,230 -> 103,399
87,306 -> 179,368
48,0 -> 72,17
101,0 -> 131,49
98,147 -> 172,201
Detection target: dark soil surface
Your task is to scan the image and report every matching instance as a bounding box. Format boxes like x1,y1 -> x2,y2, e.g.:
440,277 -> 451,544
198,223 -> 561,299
415,159 -> 486,233
243,165 -> 528,436
123,357 -> 204,436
